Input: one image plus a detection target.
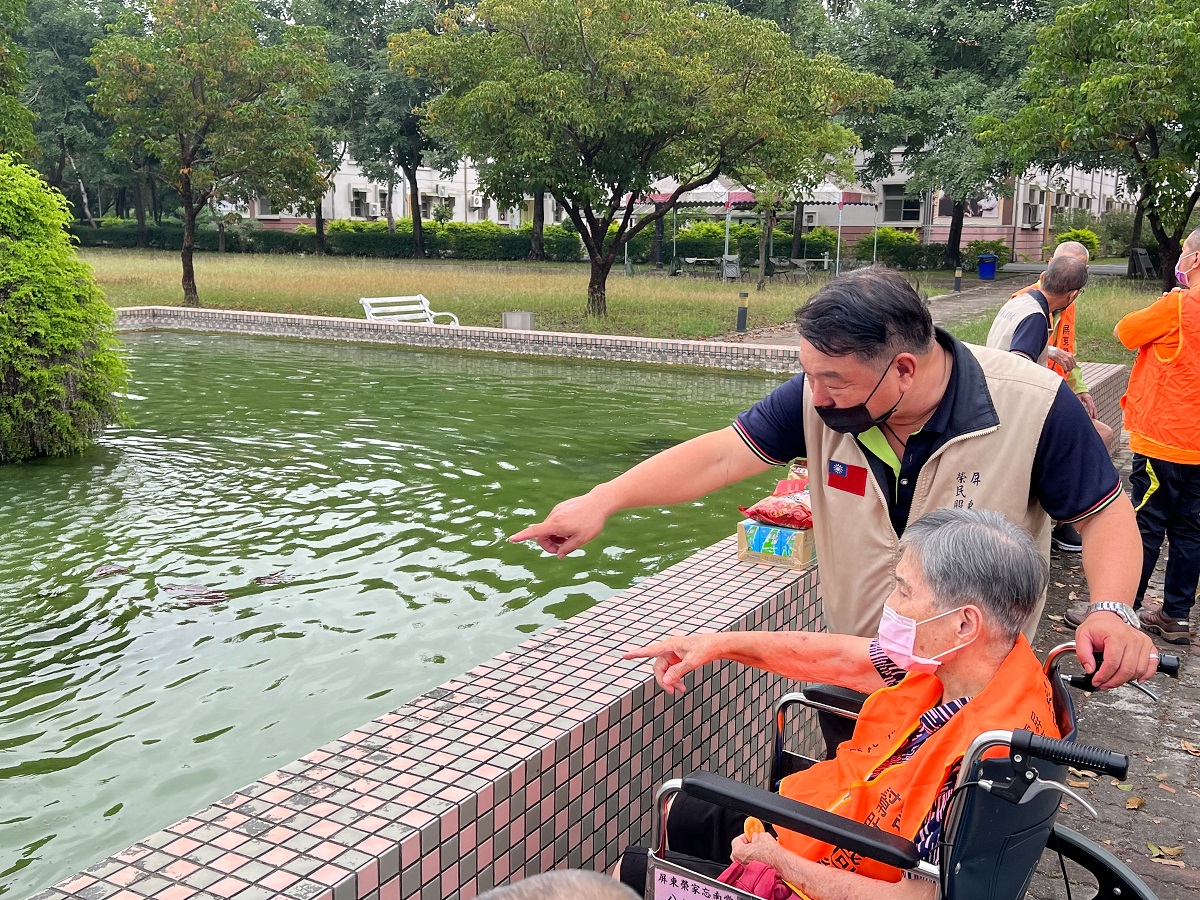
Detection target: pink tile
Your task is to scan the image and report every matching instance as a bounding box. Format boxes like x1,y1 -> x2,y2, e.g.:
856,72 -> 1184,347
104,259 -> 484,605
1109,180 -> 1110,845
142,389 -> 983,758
212,831 -> 249,851
211,852 -> 251,874
380,876 -> 401,900
113,846 -> 151,864
401,832 -> 421,868
357,859 -> 379,893
308,841 -> 344,862
260,870 -> 300,891
263,826 -> 298,844
356,835 -> 392,857
213,811 -> 249,830
108,867 -> 144,887
162,860 -> 200,880
259,847 -> 298,867
309,864 -> 350,887
260,788 -> 292,804
158,885 -> 197,900
307,802 -> 339,818
309,819 -> 341,838
352,815 -> 389,834
421,853 -> 438,883
163,837 -> 202,856
56,874 -> 97,893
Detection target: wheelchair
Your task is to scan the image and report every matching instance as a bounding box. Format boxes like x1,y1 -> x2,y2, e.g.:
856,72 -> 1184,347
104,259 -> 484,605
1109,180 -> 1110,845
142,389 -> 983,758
644,643 -> 1180,900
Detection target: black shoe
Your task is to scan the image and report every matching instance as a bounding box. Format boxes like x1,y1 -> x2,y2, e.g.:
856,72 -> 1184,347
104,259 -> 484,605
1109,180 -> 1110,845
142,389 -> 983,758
1052,523 -> 1083,553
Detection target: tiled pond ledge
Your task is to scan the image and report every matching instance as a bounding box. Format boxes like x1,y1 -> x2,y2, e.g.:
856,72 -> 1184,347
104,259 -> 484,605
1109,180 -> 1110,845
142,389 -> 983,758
36,538 -> 823,900
112,307 -> 805,374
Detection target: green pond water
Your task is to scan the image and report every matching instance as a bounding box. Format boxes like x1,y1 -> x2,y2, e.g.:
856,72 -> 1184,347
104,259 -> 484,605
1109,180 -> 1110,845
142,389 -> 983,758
0,332 -> 782,897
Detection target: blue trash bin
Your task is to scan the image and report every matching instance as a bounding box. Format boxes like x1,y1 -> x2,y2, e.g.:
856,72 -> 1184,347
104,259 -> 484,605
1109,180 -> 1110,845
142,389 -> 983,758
977,253 -> 998,281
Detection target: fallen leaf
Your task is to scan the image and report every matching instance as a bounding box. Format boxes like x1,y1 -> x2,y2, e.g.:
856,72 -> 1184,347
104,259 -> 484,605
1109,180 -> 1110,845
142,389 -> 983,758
1059,802 -> 1069,811
1069,767 -> 1098,778
1047,614 -> 1065,622
1159,783 -> 1177,794
1153,772 -> 1168,780
1149,842 -> 1163,856
1117,783 -> 1134,791
1150,858 -> 1186,868
1054,582 -> 1066,588
1160,846 -> 1184,857
1111,778 -> 1122,786
1069,591 -> 1079,600
1068,779 -> 1092,788
1126,797 -> 1145,810
1182,740 -> 1200,757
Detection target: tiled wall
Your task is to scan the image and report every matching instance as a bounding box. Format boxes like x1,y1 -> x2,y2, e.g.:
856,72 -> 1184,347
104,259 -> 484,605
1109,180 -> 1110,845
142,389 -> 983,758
34,540 -> 823,900
113,307 -> 806,374
1078,361 -> 1129,438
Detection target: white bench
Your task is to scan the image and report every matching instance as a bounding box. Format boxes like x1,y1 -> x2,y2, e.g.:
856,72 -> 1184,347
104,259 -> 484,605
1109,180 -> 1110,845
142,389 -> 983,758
359,295 -> 459,326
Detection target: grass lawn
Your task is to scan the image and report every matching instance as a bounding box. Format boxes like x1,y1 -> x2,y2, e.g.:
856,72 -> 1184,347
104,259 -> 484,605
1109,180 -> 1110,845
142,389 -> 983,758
948,278 -> 1163,364
82,248 -> 823,340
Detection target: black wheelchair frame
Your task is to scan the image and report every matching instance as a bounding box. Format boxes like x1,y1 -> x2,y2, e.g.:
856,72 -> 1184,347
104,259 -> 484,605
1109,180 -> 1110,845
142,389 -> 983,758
644,643 -> 1179,900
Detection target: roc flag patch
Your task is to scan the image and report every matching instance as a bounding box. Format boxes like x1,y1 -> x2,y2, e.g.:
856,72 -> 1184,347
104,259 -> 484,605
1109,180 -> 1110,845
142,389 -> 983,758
827,459 -> 868,496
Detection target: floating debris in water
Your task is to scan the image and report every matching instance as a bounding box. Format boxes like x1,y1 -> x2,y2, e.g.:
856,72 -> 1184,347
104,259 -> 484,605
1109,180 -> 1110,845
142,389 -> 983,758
90,564 -> 130,579
251,571 -> 295,586
162,584 -> 229,605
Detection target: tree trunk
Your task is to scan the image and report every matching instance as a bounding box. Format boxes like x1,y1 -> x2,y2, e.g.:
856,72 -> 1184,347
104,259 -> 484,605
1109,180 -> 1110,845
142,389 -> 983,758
217,221 -> 226,253
66,151 -> 97,228
134,174 -> 148,248
150,179 -> 161,225
386,179 -> 396,233
180,185 -> 200,308
403,165 -> 424,259
315,200 -> 326,255
791,202 -> 804,258
530,188 -> 546,261
652,205 -> 664,268
1127,199 -> 1144,277
757,210 -> 771,290
944,198 -> 967,266
586,258 -> 614,317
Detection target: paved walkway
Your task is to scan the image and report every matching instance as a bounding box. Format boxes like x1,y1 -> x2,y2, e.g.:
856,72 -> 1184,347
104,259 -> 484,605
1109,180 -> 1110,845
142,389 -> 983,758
1028,440 -> 1198,899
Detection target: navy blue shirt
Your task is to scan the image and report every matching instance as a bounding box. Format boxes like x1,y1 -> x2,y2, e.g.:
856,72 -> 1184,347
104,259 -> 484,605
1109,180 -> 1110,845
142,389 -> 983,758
1008,289 -> 1053,362
732,329 -> 1121,535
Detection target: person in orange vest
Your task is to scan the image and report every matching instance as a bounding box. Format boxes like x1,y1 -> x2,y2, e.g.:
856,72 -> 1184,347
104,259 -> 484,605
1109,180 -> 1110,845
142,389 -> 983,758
1108,229 -> 1200,645
615,508 -> 1066,899
1008,241 -> 1113,554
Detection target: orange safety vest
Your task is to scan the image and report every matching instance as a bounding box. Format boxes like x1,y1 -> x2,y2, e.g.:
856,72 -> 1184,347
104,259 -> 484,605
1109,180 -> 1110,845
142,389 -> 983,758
1012,279 -> 1075,379
1121,286 -> 1200,462
777,635 -> 1059,883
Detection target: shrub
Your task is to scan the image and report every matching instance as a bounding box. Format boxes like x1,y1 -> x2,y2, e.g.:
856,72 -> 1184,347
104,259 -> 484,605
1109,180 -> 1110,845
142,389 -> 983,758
852,226 -> 923,266
962,239 -> 1012,271
541,225 -> 582,262
1055,228 -> 1100,257
1095,209 -> 1133,258
796,226 -> 842,261
0,155 -> 129,463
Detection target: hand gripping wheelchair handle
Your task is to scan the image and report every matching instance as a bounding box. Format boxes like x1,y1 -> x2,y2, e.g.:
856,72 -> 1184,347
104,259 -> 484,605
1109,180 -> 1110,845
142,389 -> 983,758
1064,651 -> 1180,692
1011,729 -> 1128,779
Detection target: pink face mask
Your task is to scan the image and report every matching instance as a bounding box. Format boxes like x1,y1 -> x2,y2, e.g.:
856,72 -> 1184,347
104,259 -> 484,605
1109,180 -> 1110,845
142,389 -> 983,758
877,604 -> 976,674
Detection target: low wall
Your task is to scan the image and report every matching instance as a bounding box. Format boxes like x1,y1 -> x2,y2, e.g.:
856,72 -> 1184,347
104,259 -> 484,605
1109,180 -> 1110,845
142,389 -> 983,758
34,541 -> 822,900
113,307 -> 805,375
1077,361 -> 1129,440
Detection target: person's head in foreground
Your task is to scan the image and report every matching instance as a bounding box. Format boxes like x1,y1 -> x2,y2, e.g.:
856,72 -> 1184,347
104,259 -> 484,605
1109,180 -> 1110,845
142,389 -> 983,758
1175,227 -> 1200,288
478,870 -> 638,900
1053,240 -> 1091,264
792,266 -> 938,434
1039,256 -> 1089,313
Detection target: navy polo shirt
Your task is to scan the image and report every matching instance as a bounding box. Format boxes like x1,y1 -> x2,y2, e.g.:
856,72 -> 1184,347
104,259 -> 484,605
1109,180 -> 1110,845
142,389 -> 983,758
1008,289 -> 1053,362
732,329 -> 1121,536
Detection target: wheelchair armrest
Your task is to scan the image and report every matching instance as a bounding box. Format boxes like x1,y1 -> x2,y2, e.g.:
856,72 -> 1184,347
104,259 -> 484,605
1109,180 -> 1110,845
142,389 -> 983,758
680,771 -> 921,872
802,684 -> 869,716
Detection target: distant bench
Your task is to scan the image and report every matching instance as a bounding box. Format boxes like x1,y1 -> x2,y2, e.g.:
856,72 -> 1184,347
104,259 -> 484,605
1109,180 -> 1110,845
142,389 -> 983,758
359,295 -> 459,326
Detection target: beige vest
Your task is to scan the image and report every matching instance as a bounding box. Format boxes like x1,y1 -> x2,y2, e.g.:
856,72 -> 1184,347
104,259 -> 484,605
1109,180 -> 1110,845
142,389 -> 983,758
986,293 -> 1051,365
802,345 -> 1060,639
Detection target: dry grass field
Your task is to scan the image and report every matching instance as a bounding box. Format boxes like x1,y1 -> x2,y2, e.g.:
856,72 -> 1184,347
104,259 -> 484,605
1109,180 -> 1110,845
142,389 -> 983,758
83,249 -> 823,339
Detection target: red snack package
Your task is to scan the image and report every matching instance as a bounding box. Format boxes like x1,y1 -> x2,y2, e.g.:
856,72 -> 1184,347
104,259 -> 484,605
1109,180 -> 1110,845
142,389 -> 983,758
738,476 -> 812,530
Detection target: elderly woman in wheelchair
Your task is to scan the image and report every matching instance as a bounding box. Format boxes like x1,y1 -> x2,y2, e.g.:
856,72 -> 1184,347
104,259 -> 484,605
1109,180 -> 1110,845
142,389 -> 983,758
618,508 -> 1176,900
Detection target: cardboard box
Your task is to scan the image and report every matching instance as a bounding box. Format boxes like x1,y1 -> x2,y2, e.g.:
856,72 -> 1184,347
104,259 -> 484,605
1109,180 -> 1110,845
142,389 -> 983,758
736,519 -> 817,569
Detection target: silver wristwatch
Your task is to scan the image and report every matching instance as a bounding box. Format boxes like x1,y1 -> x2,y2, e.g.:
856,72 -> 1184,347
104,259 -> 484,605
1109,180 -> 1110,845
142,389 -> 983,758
1082,602 -> 1141,629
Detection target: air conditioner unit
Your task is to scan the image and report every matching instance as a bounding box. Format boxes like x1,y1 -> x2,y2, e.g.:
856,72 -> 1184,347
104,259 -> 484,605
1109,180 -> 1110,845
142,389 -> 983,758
469,194 -> 483,209
436,184 -> 449,198
368,202 -> 380,217
804,212 -> 817,227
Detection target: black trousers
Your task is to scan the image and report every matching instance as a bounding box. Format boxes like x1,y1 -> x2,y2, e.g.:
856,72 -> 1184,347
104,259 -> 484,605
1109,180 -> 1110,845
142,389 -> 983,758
1130,454 -> 1200,619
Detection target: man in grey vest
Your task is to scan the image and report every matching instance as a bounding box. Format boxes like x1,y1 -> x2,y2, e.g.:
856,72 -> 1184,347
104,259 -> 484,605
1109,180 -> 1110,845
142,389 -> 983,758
510,267 -> 1158,689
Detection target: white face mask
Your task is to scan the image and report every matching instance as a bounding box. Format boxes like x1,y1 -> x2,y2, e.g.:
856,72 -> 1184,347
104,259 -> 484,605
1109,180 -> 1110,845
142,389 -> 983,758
877,604 -> 977,674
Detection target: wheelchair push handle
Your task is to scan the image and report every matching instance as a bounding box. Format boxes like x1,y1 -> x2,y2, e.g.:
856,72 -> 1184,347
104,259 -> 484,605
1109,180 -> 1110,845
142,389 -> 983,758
1016,730 -> 1129,779
1064,651 -> 1180,692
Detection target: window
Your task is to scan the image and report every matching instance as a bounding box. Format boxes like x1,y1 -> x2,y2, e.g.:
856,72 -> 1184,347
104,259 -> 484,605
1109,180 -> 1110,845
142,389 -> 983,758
420,195 -> 434,220
883,184 -> 921,222
257,195 -> 273,216
351,190 -> 369,218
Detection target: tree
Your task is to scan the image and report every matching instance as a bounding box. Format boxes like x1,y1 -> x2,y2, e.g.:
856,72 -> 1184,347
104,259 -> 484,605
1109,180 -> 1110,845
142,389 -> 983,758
396,0 -> 888,316
0,154 -> 127,463
822,0 -> 1055,267
91,0 -> 333,306
1,0 -> 36,154
984,0 -> 1200,289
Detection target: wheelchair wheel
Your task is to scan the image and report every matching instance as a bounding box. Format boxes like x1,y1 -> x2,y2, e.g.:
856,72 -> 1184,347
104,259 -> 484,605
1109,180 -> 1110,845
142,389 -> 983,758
1026,824 -> 1158,900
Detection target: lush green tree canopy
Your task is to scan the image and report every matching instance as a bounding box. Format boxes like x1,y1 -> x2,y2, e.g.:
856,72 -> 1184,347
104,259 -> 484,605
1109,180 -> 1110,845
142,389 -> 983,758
396,0 -> 888,315
0,153 -> 127,463
91,0 -> 333,305
986,0 -> 1200,286
0,0 -> 36,154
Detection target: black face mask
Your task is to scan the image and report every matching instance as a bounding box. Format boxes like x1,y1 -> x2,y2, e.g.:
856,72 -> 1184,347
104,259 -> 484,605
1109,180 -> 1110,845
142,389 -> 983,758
814,359 -> 903,435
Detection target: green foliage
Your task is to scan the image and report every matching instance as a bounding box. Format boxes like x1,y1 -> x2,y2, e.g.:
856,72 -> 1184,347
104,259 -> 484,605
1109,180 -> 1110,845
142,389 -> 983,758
798,225 -> 842,260
986,0 -> 1200,286
0,0 -> 36,154
1050,208 -> 1099,237
0,154 -> 127,463
91,0 -> 334,305
1096,209 -> 1135,258
962,239 -> 1011,271
852,226 -> 915,260
1055,228 -> 1100,257
396,0 -> 889,314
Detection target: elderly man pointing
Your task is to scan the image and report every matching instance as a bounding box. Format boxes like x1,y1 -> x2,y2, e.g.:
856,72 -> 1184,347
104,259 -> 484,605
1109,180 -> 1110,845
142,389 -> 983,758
511,267 -> 1156,688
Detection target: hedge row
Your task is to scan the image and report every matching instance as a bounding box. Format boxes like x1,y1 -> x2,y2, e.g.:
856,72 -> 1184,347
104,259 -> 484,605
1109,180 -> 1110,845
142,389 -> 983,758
68,220 -> 585,262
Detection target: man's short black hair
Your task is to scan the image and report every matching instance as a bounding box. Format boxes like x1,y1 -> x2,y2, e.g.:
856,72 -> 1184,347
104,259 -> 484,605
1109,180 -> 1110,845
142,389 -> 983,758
794,266 -> 935,363
1042,256 -> 1089,294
